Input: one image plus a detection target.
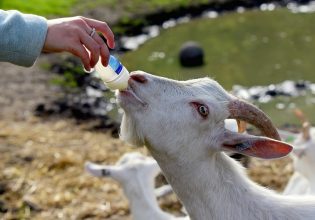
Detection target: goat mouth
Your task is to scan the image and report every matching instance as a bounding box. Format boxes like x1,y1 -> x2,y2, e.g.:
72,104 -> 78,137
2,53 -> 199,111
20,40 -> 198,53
119,86 -> 147,106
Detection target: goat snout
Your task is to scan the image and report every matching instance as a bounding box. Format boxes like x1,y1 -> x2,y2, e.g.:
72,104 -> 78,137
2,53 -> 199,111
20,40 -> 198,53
130,73 -> 148,84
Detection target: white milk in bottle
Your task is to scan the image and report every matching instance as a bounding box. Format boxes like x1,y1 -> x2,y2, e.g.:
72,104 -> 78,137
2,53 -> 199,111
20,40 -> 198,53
95,55 -> 130,90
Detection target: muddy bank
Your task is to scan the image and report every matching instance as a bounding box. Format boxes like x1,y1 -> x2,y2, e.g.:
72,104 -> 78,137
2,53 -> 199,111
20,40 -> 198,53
0,59 -> 59,121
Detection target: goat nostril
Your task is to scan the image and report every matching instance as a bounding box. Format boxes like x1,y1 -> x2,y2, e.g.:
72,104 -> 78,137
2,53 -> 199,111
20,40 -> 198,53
130,74 -> 147,84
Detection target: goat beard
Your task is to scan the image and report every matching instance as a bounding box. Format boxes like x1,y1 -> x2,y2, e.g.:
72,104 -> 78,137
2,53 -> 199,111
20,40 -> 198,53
120,113 -> 145,146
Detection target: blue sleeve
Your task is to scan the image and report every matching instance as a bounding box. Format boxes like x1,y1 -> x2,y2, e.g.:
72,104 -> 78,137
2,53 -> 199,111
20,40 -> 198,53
0,10 -> 48,67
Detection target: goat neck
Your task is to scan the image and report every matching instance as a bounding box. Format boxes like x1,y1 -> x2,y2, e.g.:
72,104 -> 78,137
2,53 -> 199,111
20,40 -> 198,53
150,148 -> 315,220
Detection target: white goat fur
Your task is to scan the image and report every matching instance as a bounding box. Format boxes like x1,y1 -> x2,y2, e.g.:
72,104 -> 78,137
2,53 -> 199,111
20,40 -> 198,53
280,127 -> 315,195
117,71 -> 315,220
85,152 -> 188,220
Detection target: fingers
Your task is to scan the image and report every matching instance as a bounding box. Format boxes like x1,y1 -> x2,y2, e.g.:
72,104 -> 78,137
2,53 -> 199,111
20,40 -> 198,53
100,44 -> 110,66
88,31 -> 110,66
81,17 -> 115,49
52,16 -> 115,70
79,18 -> 111,67
78,30 -> 101,68
68,44 -> 91,71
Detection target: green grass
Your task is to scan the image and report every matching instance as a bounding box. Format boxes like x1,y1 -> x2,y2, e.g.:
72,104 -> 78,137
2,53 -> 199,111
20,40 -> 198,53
259,95 -> 315,126
121,9 -> 315,125
0,0 -> 209,17
121,9 -> 315,89
0,0 -> 78,17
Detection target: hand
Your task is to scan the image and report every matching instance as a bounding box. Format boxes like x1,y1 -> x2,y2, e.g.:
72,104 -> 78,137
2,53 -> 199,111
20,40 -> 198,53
43,16 -> 115,71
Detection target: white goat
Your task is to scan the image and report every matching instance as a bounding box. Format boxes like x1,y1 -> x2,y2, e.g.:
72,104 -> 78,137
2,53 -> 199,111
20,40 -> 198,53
279,110 -> 315,195
116,71 -> 315,220
85,152 -> 188,220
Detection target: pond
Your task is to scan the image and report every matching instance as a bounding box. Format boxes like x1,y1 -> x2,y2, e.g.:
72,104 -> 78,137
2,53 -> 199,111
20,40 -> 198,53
120,7 -> 315,126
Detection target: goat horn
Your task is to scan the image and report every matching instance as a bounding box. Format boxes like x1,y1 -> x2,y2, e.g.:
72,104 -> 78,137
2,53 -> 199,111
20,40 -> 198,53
228,99 -> 280,140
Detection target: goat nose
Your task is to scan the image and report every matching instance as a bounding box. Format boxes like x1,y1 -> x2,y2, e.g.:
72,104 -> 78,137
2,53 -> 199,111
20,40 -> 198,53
130,73 -> 147,84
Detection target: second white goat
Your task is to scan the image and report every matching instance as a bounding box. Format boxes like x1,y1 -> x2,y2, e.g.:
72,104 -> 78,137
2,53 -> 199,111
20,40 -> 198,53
85,152 -> 188,220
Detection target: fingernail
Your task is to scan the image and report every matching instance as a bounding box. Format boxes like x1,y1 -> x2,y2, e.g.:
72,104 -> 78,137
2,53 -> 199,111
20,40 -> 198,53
102,60 -> 108,66
84,67 -> 91,73
109,41 -> 115,49
84,68 -> 95,73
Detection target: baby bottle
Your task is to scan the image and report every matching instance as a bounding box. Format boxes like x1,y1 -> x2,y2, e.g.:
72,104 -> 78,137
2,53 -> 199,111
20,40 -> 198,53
95,55 -> 130,90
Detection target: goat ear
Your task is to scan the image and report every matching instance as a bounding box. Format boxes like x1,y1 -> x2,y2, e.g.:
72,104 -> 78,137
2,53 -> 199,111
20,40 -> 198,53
221,130 -> 293,159
85,162 -> 114,177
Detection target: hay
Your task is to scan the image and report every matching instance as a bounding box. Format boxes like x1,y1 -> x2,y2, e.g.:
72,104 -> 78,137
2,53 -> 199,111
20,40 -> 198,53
0,117 -> 293,219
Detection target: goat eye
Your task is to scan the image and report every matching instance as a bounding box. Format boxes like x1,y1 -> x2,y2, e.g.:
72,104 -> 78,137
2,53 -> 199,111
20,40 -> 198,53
190,102 -> 209,118
198,105 -> 209,117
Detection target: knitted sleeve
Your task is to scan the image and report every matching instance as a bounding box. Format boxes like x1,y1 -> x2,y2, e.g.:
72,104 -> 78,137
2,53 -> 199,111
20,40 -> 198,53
0,10 -> 48,67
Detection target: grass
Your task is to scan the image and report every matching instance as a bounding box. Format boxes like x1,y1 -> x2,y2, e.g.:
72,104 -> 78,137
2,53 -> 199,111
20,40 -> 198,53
120,9 -> 315,125
0,0 -> 209,17
74,0 -> 209,15
121,9 -> 315,89
0,0 -> 78,17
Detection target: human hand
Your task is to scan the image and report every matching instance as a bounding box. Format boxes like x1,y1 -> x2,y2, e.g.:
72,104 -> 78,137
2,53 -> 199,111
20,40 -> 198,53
43,16 -> 115,71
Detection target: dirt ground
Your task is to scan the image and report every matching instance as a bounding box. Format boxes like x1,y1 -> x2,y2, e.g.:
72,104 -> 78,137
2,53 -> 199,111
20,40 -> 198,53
0,59 -> 294,219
